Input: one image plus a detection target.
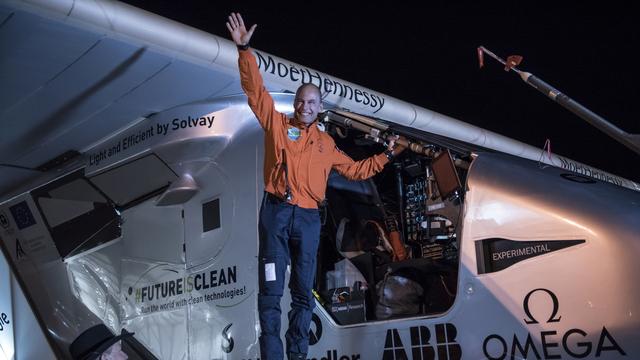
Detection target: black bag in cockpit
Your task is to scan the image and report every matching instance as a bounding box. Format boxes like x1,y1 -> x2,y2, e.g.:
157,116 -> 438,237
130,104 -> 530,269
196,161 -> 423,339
375,267 -> 424,320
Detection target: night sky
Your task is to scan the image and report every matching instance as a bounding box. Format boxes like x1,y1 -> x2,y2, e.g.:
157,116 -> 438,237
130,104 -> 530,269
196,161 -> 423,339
121,1 -> 640,183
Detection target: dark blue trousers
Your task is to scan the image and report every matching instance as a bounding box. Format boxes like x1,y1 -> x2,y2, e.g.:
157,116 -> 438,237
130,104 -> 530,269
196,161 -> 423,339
258,192 -> 321,360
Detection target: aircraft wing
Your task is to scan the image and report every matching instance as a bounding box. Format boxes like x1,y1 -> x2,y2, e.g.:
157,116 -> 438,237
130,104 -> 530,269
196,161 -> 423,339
2,0 -> 638,197
0,0 -> 245,196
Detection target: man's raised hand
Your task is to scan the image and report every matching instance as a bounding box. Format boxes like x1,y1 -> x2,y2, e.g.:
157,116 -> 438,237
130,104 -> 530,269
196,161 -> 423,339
226,12 -> 256,46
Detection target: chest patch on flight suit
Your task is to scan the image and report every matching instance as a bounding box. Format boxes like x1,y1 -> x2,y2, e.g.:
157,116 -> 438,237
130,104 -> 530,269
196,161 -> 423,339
287,126 -> 301,141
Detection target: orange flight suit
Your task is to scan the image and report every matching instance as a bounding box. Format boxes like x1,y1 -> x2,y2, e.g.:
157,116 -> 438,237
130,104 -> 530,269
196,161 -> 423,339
238,49 -> 389,209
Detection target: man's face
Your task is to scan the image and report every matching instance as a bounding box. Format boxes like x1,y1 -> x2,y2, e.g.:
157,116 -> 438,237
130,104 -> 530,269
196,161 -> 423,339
294,85 -> 322,125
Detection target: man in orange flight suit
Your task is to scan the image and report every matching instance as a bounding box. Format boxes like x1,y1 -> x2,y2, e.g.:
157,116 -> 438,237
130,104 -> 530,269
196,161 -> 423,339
227,12 -> 405,360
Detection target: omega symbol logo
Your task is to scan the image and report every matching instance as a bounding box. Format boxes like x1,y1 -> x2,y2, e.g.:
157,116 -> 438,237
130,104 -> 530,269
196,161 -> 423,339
523,288 -> 561,324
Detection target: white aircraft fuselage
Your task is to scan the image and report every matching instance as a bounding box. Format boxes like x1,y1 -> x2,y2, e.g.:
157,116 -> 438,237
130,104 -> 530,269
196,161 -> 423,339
0,1 -> 638,360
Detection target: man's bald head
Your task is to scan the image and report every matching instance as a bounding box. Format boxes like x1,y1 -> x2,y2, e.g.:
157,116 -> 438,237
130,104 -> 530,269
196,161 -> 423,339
295,83 -> 321,99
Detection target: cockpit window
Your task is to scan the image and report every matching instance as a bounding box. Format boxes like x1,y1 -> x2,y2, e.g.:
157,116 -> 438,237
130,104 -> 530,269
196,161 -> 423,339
32,170 -> 121,259
88,154 -> 177,207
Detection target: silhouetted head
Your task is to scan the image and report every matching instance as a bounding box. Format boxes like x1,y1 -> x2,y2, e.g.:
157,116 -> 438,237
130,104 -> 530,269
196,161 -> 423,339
293,83 -> 323,125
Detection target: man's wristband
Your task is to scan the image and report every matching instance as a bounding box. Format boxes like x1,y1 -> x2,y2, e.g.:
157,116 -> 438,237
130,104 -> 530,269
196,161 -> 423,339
237,43 -> 250,51
384,149 -> 395,161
